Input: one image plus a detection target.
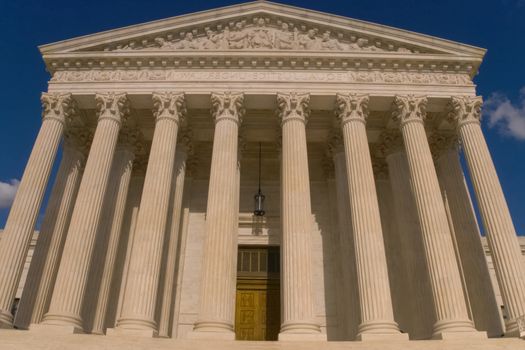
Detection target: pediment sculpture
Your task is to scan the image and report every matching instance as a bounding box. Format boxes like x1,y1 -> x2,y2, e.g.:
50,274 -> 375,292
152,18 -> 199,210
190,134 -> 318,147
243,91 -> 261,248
112,17 -> 417,53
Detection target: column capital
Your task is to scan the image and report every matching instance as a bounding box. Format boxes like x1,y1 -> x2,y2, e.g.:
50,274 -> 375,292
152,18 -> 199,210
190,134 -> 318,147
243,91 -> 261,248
95,92 -> 131,126
152,92 -> 186,124
335,93 -> 369,126
378,130 -> 404,156
211,91 -> 245,125
428,132 -> 458,161
277,92 -> 310,125
41,92 -> 78,125
446,95 -> 483,128
391,95 -> 428,127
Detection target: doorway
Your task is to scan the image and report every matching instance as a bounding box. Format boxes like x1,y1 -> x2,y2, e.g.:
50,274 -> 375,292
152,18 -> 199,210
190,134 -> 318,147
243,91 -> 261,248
235,246 -> 280,341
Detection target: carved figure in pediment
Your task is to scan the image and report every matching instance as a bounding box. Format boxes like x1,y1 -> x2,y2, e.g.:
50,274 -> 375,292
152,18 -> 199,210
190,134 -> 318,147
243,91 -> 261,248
320,31 -> 344,50
177,32 -> 200,50
348,38 -> 377,51
249,18 -> 273,49
202,29 -> 220,49
299,28 -> 320,50
228,22 -> 250,49
154,37 -> 177,49
274,23 -> 294,50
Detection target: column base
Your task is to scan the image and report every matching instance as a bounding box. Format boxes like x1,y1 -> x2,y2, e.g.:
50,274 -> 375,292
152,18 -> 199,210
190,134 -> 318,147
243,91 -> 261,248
106,327 -> 158,338
278,321 -> 326,341
503,318 -> 525,339
431,319 -> 485,340
432,331 -> 487,340
29,323 -> 84,334
0,309 -> 14,328
189,320 -> 235,340
278,332 -> 327,341
187,330 -> 235,340
356,333 -> 409,341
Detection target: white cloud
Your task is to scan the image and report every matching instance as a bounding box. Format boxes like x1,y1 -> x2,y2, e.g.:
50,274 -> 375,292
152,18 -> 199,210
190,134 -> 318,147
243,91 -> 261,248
0,179 -> 20,209
484,87 -> 525,141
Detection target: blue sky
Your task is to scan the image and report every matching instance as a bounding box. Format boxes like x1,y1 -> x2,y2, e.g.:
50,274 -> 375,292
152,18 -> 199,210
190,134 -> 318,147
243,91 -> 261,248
0,0 -> 524,235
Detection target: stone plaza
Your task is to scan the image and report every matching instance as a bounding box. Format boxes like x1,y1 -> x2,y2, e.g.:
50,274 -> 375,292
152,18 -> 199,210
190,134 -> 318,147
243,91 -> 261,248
0,1 -> 524,348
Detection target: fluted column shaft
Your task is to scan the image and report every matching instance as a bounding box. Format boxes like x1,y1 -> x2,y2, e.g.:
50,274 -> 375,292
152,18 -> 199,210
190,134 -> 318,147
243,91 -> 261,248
91,144 -> 135,334
335,93 -> 400,338
117,93 -> 185,334
385,148 -> 434,339
276,93 -> 322,339
158,147 -> 188,338
193,92 -> 243,338
42,93 -> 129,330
436,146 -> 503,336
0,93 -> 74,327
373,169 -> 407,332
392,95 -> 479,338
114,173 -> 145,322
15,144 -> 85,329
332,148 -> 360,340
448,95 -> 525,335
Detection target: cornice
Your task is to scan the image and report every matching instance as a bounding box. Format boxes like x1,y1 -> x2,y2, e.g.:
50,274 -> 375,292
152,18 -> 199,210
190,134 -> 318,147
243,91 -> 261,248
43,51 -> 479,78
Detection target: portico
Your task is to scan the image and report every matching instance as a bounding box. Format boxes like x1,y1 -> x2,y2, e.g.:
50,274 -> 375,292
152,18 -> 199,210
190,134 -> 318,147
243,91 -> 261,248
0,1 -> 524,346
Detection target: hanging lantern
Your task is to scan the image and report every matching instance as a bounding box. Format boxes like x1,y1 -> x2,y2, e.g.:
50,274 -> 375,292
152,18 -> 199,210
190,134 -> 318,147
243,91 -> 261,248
253,142 -> 265,216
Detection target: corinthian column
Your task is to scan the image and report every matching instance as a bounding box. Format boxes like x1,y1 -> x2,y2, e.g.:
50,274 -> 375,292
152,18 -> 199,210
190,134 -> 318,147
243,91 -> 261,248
431,133 -> 503,337
114,92 -> 185,336
335,93 -> 403,340
0,93 -> 76,328
90,129 -> 141,335
448,96 -> 525,336
380,130 -> 435,340
392,95 -> 483,339
15,130 -> 90,329
191,92 -> 244,340
158,135 -> 191,338
328,133 -> 361,340
40,93 -> 130,332
275,92 -> 323,341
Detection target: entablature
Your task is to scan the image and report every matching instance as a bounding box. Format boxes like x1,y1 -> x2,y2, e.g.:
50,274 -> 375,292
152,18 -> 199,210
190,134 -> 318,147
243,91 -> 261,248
43,51 -> 480,78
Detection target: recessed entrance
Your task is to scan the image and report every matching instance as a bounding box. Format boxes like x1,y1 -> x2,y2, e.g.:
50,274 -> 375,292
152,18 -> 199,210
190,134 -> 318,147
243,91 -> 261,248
235,246 -> 280,341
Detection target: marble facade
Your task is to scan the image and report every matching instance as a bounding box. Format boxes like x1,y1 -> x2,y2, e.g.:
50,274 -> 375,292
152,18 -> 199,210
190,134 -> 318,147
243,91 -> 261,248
0,1 -> 524,348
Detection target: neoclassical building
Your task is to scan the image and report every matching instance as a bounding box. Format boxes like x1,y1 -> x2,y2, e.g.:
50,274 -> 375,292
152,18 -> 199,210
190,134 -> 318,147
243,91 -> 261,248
0,1 -> 524,347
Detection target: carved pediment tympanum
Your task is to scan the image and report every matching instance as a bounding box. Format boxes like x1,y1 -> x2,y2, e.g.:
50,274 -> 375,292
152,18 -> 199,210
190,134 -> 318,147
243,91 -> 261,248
107,16 -> 416,53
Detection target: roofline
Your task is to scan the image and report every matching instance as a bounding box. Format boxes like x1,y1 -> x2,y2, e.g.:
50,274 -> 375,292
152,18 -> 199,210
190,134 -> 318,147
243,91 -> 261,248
38,1 -> 486,58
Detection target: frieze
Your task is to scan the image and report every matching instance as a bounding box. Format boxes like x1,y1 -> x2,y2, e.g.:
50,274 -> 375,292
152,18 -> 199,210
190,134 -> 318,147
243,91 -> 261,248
51,70 -> 473,86
104,17 -> 421,53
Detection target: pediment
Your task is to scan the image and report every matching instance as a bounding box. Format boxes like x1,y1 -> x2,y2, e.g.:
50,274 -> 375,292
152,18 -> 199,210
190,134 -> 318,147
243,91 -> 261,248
39,1 -> 485,58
